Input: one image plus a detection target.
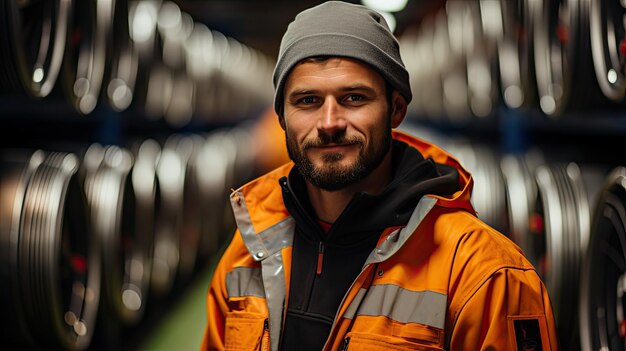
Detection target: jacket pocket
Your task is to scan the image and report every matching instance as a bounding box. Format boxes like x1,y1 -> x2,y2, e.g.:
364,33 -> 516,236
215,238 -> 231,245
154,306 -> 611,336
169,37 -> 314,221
224,311 -> 267,351
342,331 -> 444,351
392,323 -> 443,345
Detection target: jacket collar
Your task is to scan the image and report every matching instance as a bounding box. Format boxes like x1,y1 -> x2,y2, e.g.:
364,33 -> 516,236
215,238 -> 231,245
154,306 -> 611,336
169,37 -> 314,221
229,130 -> 476,241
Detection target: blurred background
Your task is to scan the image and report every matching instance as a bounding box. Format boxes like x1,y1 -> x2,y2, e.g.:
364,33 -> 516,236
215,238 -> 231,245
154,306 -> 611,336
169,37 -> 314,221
1,0 -> 626,350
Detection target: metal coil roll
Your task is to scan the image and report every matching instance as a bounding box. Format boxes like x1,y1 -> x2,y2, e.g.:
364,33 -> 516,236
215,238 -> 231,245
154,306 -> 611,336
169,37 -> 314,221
532,162 -> 593,349
467,1 -> 500,118
590,0 -> 626,101
580,167 -> 626,351
105,0 -> 138,112
127,0 -> 162,115
158,1 -> 195,127
173,135 -> 202,281
447,140 -> 509,233
151,135 -> 187,296
416,15 -> 445,120
500,153 -> 539,255
0,0 -> 71,97
83,144 -> 153,325
496,0 -> 536,109
532,0 -> 602,116
59,0 -> 113,115
130,138 -> 160,300
0,150 -> 100,350
440,4 -> 471,121
195,132 -> 233,259
400,2 -> 499,122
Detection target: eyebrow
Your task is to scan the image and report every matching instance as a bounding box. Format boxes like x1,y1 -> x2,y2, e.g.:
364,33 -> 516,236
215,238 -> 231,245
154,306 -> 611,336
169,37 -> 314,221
286,84 -> 378,100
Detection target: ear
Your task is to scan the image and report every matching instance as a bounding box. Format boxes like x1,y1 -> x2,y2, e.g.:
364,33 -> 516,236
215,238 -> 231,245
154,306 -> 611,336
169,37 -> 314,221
278,114 -> 286,130
390,90 -> 407,128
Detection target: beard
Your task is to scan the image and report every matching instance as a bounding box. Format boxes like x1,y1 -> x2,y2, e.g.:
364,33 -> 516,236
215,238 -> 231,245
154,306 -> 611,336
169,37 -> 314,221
285,118 -> 392,192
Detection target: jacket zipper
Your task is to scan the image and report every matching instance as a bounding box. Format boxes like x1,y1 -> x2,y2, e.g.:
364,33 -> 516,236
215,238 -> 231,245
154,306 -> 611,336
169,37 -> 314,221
316,241 -> 324,275
282,177 -> 329,309
260,319 -> 270,351
340,337 -> 350,351
321,264 -> 375,350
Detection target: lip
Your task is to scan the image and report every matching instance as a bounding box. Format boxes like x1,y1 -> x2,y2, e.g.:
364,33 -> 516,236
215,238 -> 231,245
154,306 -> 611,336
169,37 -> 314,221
313,144 -> 355,152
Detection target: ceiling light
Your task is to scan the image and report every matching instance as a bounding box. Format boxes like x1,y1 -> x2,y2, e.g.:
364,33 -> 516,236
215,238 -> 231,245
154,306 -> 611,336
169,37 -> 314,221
362,0 -> 408,13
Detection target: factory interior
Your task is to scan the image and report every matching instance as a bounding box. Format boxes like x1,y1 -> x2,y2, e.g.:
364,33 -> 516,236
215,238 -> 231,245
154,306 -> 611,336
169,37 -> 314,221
2,0 -> 626,349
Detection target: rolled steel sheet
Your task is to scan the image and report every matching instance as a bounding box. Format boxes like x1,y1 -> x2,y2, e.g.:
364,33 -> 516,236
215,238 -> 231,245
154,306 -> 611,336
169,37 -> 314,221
580,167 -> 626,350
533,162 -> 594,349
127,0 -> 163,115
467,1 -> 500,118
152,139 -> 182,296
59,0 -> 113,115
83,144 -> 152,324
130,138 -> 159,302
441,4 -> 472,121
590,0 -> 626,101
196,132 -> 232,258
0,150 -> 100,350
446,140 -> 509,233
105,0 -> 139,112
496,0 -> 536,109
532,0 -> 601,116
158,2 -> 195,126
173,135 -> 202,280
0,0 -> 71,97
500,153 -> 539,255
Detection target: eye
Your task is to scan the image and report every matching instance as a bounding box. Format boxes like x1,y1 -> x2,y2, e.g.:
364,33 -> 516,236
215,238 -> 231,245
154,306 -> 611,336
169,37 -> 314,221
345,94 -> 365,103
298,96 -> 318,105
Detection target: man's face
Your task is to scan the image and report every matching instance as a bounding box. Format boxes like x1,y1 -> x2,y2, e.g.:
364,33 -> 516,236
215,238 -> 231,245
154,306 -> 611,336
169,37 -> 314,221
282,57 -> 400,191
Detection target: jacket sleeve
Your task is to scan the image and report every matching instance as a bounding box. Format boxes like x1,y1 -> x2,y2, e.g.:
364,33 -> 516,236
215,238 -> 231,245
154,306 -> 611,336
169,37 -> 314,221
448,267 -> 559,350
200,234 -> 236,351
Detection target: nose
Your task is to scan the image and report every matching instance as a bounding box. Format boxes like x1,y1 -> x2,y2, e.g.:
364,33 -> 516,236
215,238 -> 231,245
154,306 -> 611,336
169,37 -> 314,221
317,97 -> 347,135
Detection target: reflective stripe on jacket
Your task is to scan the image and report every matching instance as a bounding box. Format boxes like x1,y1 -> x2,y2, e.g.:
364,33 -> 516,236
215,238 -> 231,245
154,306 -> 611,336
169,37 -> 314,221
202,130 -> 559,350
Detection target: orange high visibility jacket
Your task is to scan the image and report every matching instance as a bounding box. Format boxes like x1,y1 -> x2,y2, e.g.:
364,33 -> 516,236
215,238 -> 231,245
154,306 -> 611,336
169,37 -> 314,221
202,130 -> 559,350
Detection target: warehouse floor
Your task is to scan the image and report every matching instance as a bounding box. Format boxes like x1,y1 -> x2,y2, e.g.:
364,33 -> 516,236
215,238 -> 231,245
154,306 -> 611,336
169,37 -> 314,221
135,252 -> 220,351
140,266 -> 212,350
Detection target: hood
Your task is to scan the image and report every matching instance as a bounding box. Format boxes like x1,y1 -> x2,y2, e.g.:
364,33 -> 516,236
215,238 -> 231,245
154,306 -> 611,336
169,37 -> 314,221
230,130 -> 475,236
392,129 -> 475,214
281,137 -> 461,245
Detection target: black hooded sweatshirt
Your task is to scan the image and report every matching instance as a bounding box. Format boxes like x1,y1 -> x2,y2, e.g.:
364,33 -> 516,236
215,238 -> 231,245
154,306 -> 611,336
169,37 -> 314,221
278,140 -> 460,350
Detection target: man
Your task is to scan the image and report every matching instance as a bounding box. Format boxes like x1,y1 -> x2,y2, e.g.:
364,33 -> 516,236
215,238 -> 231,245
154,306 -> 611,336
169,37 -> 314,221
202,2 -> 558,350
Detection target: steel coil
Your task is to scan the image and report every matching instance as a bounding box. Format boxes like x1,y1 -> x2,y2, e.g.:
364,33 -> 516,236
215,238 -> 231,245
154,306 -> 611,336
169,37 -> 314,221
152,140 -> 181,296
446,140 -> 509,233
158,2 -> 196,127
500,153 -> 539,255
83,144 -> 152,325
104,0 -> 138,112
173,135 -> 202,280
195,132 -> 233,258
580,167 -> 626,350
496,0 -> 536,109
0,0 -> 70,97
467,1 -> 500,118
533,162 -> 594,349
130,138 -> 159,299
59,0 -> 113,115
532,0 -> 602,116
127,0 -> 162,115
441,4 -> 471,121
0,150 -> 100,350
590,0 -> 626,101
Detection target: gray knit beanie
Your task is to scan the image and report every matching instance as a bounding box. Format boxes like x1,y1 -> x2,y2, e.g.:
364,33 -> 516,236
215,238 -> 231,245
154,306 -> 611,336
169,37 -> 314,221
273,1 -> 412,116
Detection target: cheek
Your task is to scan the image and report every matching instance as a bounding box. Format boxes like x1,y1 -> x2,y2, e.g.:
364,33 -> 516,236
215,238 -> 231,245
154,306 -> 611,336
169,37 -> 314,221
353,114 -> 388,141
286,118 -> 318,141
284,121 -> 309,147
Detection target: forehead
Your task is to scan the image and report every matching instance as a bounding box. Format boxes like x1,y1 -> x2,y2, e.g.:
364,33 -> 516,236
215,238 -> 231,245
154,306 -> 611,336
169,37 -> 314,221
284,57 -> 386,92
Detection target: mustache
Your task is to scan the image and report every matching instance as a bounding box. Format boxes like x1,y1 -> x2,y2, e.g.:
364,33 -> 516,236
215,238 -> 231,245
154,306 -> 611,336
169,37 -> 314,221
302,133 -> 364,150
